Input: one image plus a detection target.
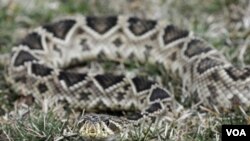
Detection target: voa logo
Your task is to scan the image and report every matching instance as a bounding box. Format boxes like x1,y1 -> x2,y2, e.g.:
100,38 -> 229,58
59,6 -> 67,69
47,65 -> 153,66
226,129 -> 246,136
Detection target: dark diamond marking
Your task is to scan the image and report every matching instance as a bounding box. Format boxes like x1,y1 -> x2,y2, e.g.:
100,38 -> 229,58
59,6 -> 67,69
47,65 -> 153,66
14,50 -> 38,67
80,39 -> 90,51
113,38 -> 123,47
116,92 -> 126,101
31,63 -> 53,77
96,100 -> 109,110
184,39 -> 212,58
94,74 -> 125,89
37,83 -> 48,93
128,17 -> 157,36
76,28 -> 84,34
150,33 -> 157,40
132,77 -> 155,93
149,87 -> 170,102
169,51 -> 177,61
163,25 -> 189,45
209,71 -> 221,82
123,84 -> 130,91
79,92 -> 91,101
59,71 -> 87,87
225,67 -> 250,81
197,57 -> 224,74
145,102 -> 162,113
86,16 -> 117,34
20,32 -> 43,50
43,20 -> 76,39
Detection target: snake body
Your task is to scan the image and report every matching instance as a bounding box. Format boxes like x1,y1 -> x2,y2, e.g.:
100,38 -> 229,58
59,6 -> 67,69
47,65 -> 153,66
6,16 -> 250,139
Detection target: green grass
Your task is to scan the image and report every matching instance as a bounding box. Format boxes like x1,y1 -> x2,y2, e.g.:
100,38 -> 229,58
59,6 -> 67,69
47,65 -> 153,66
0,0 -> 250,140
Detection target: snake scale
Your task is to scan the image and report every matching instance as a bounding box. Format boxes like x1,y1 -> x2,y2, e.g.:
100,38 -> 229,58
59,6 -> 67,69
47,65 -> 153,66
5,15 -> 250,140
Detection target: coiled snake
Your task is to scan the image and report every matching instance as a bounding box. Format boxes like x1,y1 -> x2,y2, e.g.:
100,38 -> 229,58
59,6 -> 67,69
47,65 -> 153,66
6,16 -> 250,140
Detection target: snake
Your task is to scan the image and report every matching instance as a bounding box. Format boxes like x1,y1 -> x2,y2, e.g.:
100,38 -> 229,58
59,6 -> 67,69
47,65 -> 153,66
5,15 -> 250,140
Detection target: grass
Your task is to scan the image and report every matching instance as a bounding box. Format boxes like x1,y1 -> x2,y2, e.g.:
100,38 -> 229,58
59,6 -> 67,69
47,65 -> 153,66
1,111 -> 64,140
0,0 -> 250,140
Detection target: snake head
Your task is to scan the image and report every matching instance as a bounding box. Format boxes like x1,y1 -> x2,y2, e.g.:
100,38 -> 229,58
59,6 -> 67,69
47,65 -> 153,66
77,114 -> 130,139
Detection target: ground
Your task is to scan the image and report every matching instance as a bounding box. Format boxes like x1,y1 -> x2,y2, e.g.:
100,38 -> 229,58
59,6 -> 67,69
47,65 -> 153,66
0,0 -> 250,141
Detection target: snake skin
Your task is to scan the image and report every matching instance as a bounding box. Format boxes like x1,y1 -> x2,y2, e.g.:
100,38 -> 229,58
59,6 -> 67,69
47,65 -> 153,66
6,15 -> 250,139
